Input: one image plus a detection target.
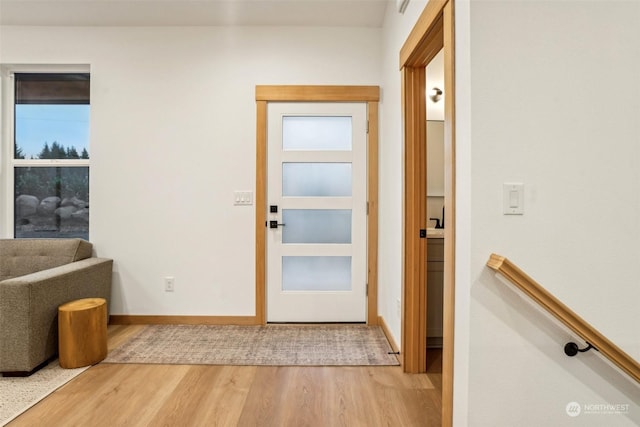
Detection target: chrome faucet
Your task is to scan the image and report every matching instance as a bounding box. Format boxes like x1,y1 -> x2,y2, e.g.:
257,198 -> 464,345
429,206 -> 445,229
429,217 -> 443,229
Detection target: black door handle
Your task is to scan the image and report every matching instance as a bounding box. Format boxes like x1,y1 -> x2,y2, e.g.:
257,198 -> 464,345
269,220 -> 286,229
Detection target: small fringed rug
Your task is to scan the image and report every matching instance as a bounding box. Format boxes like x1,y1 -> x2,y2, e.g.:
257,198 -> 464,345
103,324 -> 399,366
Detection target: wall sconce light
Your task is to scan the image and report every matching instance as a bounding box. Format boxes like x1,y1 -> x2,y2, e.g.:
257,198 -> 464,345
429,87 -> 443,103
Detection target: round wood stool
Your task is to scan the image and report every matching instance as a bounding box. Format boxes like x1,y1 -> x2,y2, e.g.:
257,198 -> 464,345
58,298 -> 108,369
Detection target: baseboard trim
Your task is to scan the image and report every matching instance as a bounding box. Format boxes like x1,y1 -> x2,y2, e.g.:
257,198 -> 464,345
378,315 -> 402,366
109,315 -> 260,325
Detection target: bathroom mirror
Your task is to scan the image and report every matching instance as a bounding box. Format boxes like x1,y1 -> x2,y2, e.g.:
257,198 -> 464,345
427,120 -> 444,197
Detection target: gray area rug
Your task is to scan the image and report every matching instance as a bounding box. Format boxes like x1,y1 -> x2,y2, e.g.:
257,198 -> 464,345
0,359 -> 88,426
104,324 -> 400,366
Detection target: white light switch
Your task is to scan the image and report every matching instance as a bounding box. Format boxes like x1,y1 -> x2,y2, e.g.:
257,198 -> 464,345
503,183 -> 524,215
234,191 -> 253,206
509,190 -> 519,208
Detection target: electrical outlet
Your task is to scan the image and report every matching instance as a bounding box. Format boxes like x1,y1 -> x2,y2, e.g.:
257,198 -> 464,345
396,298 -> 401,316
164,277 -> 175,292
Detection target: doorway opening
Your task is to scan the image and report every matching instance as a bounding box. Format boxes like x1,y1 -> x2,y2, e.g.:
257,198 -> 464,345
426,50 -> 445,355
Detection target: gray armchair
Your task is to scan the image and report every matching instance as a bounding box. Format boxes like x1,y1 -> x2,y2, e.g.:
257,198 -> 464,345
0,239 -> 112,374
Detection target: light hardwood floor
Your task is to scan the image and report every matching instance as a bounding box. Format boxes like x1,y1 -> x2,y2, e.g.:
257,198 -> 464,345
9,325 -> 442,427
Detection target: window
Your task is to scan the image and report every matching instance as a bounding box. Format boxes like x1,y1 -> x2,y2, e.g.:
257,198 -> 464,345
12,72 -> 90,239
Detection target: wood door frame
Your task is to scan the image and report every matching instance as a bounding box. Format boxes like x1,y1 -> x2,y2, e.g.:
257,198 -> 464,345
255,85 -> 380,325
400,1 -> 455,426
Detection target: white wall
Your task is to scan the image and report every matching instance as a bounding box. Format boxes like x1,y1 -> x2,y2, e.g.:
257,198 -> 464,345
467,1 -> 640,425
0,25 -> 382,315
378,0 -> 429,352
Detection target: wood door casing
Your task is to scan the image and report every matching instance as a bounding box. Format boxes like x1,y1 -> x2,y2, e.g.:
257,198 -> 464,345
255,86 -> 380,325
400,1 -> 456,426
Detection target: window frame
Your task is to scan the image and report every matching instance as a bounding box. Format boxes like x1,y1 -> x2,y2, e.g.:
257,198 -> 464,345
1,64 -> 91,238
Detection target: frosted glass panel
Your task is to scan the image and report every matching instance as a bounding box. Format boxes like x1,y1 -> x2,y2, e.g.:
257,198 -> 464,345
282,116 -> 352,150
283,163 -> 352,197
282,256 -> 352,291
282,210 -> 351,244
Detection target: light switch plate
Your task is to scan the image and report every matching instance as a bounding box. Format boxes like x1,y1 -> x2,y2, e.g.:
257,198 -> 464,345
503,183 -> 524,215
234,191 -> 253,206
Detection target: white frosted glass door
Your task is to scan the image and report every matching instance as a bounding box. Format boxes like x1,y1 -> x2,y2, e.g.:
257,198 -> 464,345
267,102 -> 367,322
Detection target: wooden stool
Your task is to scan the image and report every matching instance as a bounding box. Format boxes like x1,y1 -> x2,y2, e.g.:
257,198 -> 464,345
58,298 -> 108,369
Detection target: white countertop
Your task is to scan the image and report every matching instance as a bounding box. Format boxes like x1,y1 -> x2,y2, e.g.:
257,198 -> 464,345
427,228 -> 445,238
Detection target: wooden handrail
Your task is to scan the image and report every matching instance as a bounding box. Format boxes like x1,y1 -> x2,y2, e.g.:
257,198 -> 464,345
487,253 -> 640,383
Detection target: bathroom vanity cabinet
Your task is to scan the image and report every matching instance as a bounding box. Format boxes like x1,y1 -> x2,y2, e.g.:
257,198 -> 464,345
427,236 -> 444,347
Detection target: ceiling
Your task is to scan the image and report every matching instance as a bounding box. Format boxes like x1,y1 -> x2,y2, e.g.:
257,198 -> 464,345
0,0 -> 390,27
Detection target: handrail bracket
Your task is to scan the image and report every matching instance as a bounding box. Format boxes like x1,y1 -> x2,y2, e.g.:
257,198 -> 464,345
564,342 -> 598,357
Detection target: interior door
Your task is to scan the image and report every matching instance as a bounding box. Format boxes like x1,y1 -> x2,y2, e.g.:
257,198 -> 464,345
267,102 -> 367,322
